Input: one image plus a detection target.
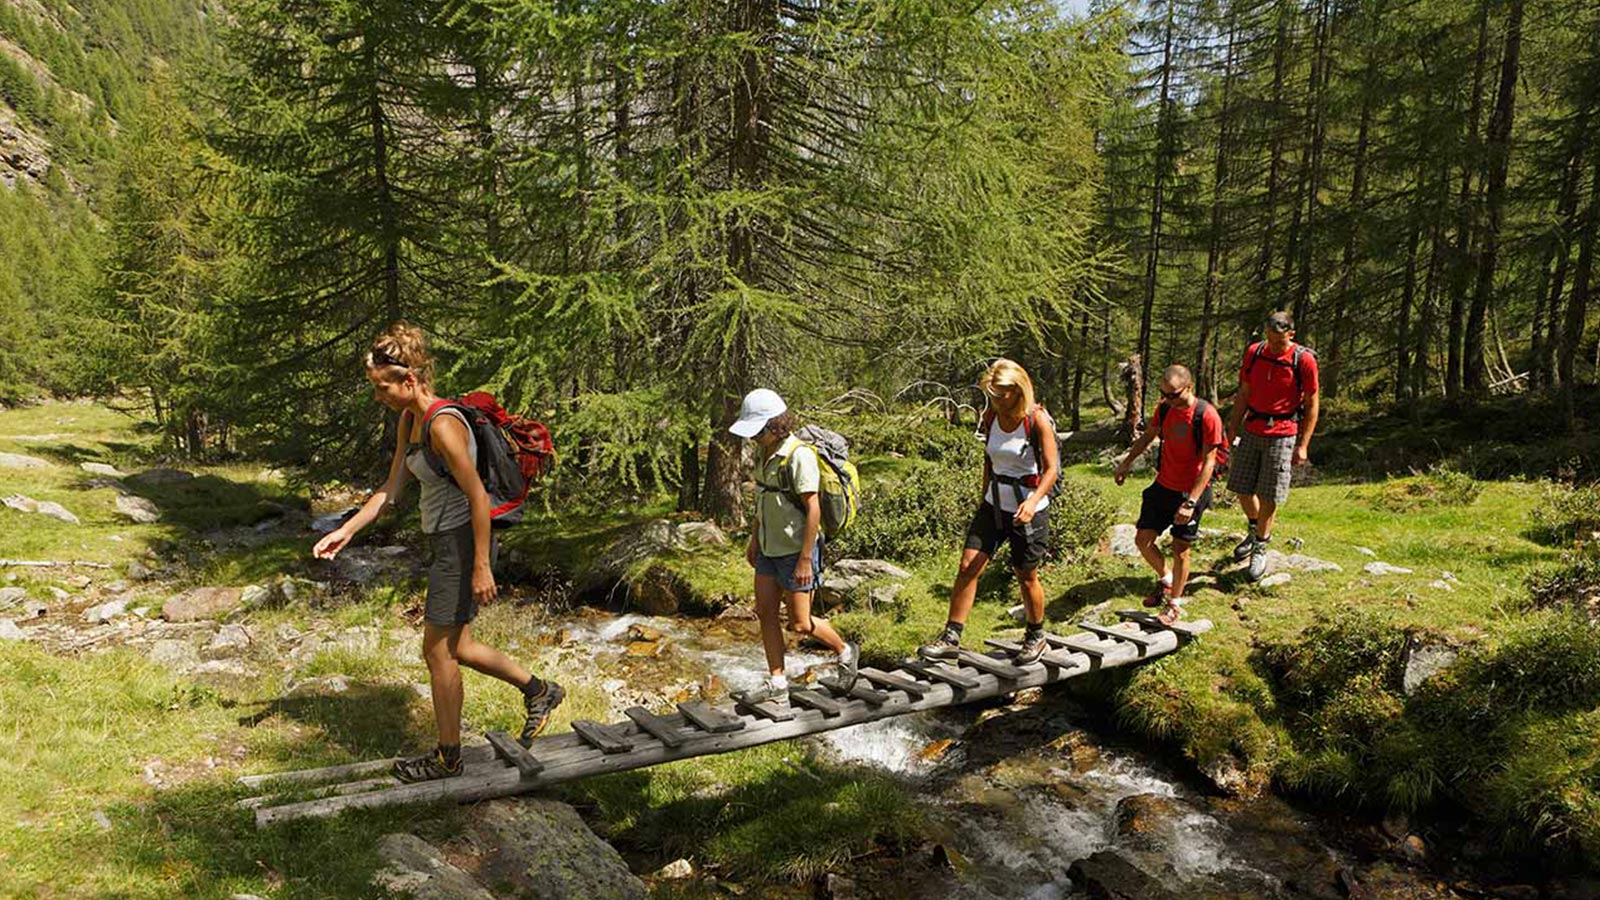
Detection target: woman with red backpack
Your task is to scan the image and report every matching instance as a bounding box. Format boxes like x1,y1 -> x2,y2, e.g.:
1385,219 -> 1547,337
919,359 -> 1060,665
312,322 -> 564,783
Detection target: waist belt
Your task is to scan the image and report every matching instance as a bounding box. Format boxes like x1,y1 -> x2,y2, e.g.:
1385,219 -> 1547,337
1245,406 -> 1301,428
988,473 -> 1039,525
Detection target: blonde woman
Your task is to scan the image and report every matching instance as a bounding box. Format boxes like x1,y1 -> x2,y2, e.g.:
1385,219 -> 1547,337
919,359 -> 1060,664
312,323 -> 564,782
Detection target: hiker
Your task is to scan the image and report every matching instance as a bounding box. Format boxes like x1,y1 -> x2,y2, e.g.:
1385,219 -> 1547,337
1113,365 -> 1224,625
919,359 -> 1060,664
1225,311 -> 1320,582
731,388 -> 860,711
311,322 -> 563,783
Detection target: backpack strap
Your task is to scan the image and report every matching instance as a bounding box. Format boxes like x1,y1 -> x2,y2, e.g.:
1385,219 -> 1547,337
418,399 -> 469,480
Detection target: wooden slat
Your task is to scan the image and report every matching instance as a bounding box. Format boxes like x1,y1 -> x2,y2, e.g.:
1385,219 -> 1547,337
788,689 -> 846,717
1078,622 -> 1160,650
1115,609 -> 1212,638
624,707 -> 686,749
571,719 -> 634,754
900,659 -> 983,690
678,701 -> 745,734
818,676 -> 890,707
858,667 -> 932,698
984,638 -> 1088,672
485,730 -> 544,776
237,776 -> 395,810
1043,631 -> 1109,658
736,696 -> 796,722
955,649 -> 1031,680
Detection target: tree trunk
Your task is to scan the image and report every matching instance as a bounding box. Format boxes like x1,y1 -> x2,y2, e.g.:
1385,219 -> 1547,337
1327,33 -> 1375,399
1197,9 -> 1239,401
1292,0 -> 1331,333
1137,1 -> 1179,403
1255,1 -> 1293,294
1559,154 -> 1600,412
1396,216 -> 1420,402
1071,305 -> 1089,431
367,41 -> 400,323
1100,298 -> 1123,416
1118,354 -> 1144,445
1447,1 -> 1490,398
1540,119 -> 1590,387
1464,0 -> 1524,393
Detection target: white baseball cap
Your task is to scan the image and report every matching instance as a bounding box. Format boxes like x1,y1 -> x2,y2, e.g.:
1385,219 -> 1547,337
729,388 -> 787,437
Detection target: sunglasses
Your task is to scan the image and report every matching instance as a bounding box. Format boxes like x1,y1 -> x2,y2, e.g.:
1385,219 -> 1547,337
369,348 -> 409,369
1160,389 -> 1185,400
1266,320 -> 1293,333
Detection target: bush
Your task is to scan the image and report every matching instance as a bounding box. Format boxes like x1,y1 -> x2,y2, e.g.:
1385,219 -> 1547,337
813,410 -> 983,468
1262,608 -> 1408,708
1528,482 -> 1600,546
1044,477 -> 1117,563
1366,466 -> 1482,513
1526,549 -> 1600,617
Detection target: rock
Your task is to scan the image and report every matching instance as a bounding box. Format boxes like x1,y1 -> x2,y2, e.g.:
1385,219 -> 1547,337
866,583 -> 905,609
91,809 -> 112,831
310,508 -> 357,534
326,546 -> 416,586
1263,550 -> 1342,574
1427,579 -> 1454,592
654,858 -> 694,880
625,623 -> 664,643
204,624 -> 252,658
149,639 -> 201,673
240,584 -> 274,608
823,874 -> 857,899
1068,851 -> 1177,900
468,797 -> 649,900
1106,524 -> 1140,557
1354,546 -> 1377,557
1380,812 -> 1410,841
289,674 -> 351,696
0,586 -> 26,608
1200,752 -> 1263,798
231,895 -> 268,900
3,494 -> 80,525
0,619 -> 26,640
1258,572 -> 1292,589
1007,603 -> 1026,622
274,624 -> 303,643
625,640 -> 663,658
82,598 -> 131,624
1400,834 -> 1427,863
18,599 -> 46,620
631,563 -> 687,615
331,627 -> 379,656
80,462 -> 126,477
163,587 -> 245,622
1113,793 -> 1182,851
128,467 -> 194,486
114,494 -> 161,524
104,580 -> 129,594
1401,641 -> 1459,696
919,738 -> 955,762
46,586 -> 70,601
677,521 -> 728,546
816,558 -> 913,608
1363,561 -> 1414,576
64,575 -> 91,589
126,561 -> 153,581
372,833 -> 496,900
0,452 -> 49,469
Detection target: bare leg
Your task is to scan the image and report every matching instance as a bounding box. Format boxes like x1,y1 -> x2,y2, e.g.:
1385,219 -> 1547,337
946,549 -> 992,626
1256,500 -> 1279,540
755,573 -> 786,677
1239,493 -> 1262,524
1134,528 -> 1167,579
422,624 -> 464,746
1016,567 -> 1046,624
1170,540 -> 1193,597
785,589 -> 846,654
452,623 -> 533,687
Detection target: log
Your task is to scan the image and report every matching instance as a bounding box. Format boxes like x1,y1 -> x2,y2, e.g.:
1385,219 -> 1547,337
624,707 -> 687,749
485,730 -> 544,776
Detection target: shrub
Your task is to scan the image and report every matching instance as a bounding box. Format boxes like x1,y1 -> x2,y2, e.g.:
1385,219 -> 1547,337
1528,482 -> 1600,546
1525,548 -> 1600,617
1262,608 -> 1408,708
813,410 -> 983,467
831,461 -> 975,562
1044,477 -> 1117,563
1366,466 -> 1482,513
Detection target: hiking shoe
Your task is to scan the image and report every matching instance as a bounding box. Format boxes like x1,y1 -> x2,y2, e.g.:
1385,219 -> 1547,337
735,679 -> 791,711
1015,631 -> 1048,665
1143,580 -> 1169,608
917,628 -> 962,660
1232,533 -> 1258,561
519,680 -> 567,748
393,747 -> 463,783
1246,541 -> 1270,583
837,641 -> 861,690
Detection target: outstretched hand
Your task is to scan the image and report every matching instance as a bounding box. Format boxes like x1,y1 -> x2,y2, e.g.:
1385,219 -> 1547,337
312,528 -> 350,560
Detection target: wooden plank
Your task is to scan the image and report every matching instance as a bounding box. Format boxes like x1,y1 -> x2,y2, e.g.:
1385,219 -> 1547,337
571,719 -> 634,754
237,776 -> 396,810
238,744 -> 499,788
955,649 -> 1031,680
1078,622 -> 1160,650
485,730 -> 544,776
678,701 -> 745,734
1115,609 -> 1212,638
818,676 -> 890,707
900,658 -> 983,690
735,697 -> 795,722
983,638 -> 1087,672
788,689 -> 846,717
1043,631 -> 1109,658
625,707 -> 686,749
858,667 -> 932,698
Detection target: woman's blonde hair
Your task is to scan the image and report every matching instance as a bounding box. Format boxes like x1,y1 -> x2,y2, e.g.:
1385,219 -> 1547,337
364,321 -> 435,388
979,358 -> 1035,418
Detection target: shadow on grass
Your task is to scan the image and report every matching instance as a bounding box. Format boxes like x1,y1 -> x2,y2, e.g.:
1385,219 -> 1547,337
1047,575 -> 1152,620
239,683 -> 426,762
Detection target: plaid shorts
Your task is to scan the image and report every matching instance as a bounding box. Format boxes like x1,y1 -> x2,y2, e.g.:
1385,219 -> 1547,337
1226,431 -> 1295,504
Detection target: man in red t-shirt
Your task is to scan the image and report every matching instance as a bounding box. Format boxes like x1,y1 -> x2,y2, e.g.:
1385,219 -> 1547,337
1114,364 -> 1224,625
1225,311 -> 1321,582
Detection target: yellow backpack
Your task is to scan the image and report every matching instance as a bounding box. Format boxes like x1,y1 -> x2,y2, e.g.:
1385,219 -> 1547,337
766,427 -> 860,537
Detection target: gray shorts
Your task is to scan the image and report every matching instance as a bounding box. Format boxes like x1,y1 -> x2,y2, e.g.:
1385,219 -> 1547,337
1226,431 -> 1295,504
426,522 -> 497,627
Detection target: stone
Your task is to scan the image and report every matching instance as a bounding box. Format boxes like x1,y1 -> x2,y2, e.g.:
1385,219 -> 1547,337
1200,752 -> 1263,798
0,619 -> 26,640
1400,834 -> 1427,863
2,494 -> 80,525
1113,793 -> 1182,851
148,639 -> 201,673
289,675 -> 351,696
331,627 -> 380,656
866,583 -> 905,609
1354,546 -> 1377,557
311,509 -> 356,534
625,640 -> 663,658
91,809 -> 112,831
1401,642 -> 1459,696
128,467 -> 194,486
823,874 -> 858,899
64,575 -> 91,589
919,739 -> 955,762
1068,851 -> 1178,900
468,798 -> 649,900
18,599 -> 46,620
1427,579 -> 1455,592
82,598 -> 130,624
625,623 -> 664,643
1263,550 -> 1342,574
1106,524 -> 1140,557
654,858 -> 694,879
1363,561 -> 1414,576
1258,572 -> 1292,589
204,624 -> 252,658
163,587 -> 245,622
0,452 -> 49,469
677,521 -> 728,546
631,563 -> 687,615
80,462 -> 125,477
126,561 -> 153,581
816,558 -> 913,608
104,580 -> 129,594
0,587 -> 26,608
114,494 -> 161,524
240,584 -> 274,608
46,586 -> 70,601
274,624 -> 303,643
1007,604 -> 1026,622
372,833 -> 495,900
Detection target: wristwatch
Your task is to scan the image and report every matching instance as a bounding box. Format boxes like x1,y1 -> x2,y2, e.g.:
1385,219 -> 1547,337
1179,498 -> 1197,509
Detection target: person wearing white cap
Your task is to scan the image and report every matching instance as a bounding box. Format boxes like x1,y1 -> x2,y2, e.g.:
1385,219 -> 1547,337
730,388 -> 860,711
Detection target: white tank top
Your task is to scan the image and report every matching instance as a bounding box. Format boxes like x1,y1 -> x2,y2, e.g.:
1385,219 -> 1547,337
986,416 -> 1049,514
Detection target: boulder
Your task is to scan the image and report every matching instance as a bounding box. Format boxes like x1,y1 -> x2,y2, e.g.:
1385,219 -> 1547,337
1363,561 -> 1414,577
82,598 -> 131,624
162,587 -> 245,623
240,584 -> 274,608
1106,524 -> 1140,558
1113,793 -> 1183,852
1068,851 -> 1177,900
677,521 -> 728,546
1263,550 -> 1342,574
1258,572 -> 1292,589
3,494 -> 80,525
653,859 -> 693,880
816,558 -> 912,609
1401,641 -> 1458,696
0,587 -> 27,609
0,452 -> 49,469
630,563 -> 688,615
469,797 -> 649,900
128,468 -> 194,486
148,639 -> 201,673
204,624 -> 252,658
1200,751 -> 1264,798
114,494 -> 161,524
0,618 -> 26,641
126,561 -> 153,581
80,462 -> 125,477
372,833 -> 496,900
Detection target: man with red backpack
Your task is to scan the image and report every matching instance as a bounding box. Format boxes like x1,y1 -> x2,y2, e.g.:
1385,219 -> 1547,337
1225,311 -> 1320,582
1114,365 -> 1224,625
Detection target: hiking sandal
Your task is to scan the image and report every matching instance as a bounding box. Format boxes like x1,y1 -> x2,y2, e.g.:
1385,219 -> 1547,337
1157,600 -> 1184,627
1143,580 -> 1169,608
393,747 -> 463,783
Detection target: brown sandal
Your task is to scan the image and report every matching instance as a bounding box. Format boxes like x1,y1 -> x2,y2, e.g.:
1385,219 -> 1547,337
1157,600 -> 1184,627
1143,581 -> 1169,609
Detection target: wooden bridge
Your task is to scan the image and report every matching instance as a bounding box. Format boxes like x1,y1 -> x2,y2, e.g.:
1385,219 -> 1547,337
242,611 -> 1210,827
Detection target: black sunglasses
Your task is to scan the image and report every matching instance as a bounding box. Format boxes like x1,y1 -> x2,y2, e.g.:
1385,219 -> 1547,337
1266,320 -> 1293,333
369,348 -> 409,369
1160,388 -> 1184,400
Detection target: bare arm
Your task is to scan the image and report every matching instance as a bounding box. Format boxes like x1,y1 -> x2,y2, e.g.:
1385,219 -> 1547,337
431,415 -> 497,602
313,412 -> 414,559
1294,390 -> 1320,464
1114,426 -> 1158,484
1227,381 -> 1252,442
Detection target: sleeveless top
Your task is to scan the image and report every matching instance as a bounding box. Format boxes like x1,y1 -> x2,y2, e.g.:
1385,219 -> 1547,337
405,407 -> 477,534
986,415 -> 1049,514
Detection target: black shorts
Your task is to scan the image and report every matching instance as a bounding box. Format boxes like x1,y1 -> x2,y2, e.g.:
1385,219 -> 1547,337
1136,483 -> 1212,544
964,502 -> 1051,571
426,522 -> 498,627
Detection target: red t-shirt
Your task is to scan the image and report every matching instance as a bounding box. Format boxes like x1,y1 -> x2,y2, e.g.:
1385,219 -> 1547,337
1151,401 -> 1225,493
1240,341 -> 1319,436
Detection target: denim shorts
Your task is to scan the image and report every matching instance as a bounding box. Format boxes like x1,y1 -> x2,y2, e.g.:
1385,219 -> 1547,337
754,542 -> 824,593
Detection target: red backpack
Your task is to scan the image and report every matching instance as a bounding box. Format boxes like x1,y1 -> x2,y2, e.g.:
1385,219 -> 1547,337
419,392 -> 554,527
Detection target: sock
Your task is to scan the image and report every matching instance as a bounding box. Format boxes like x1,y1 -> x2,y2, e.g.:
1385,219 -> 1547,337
437,743 -> 461,766
1024,621 -> 1044,640
945,620 -> 965,637
521,675 -> 545,697
768,674 -> 789,691
1159,572 -> 1172,585
1257,533 -> 1272,544
1246,518 -> 1258,538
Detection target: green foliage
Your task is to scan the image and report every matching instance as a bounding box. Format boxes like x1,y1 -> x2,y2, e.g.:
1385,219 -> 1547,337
1262,608 -> 1408,708
1045,477 -> 1118,564
555,388 -> 705,494
1529,482 -> 1600,546
829,461 -> 978,563
1526,548 -> 1600,615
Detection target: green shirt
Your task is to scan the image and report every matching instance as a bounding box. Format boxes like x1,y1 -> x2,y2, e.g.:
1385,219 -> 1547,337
755,435 -> 821,557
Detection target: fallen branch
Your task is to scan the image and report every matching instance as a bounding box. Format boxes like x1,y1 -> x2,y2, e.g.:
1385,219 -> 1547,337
0,559 -> 115,569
